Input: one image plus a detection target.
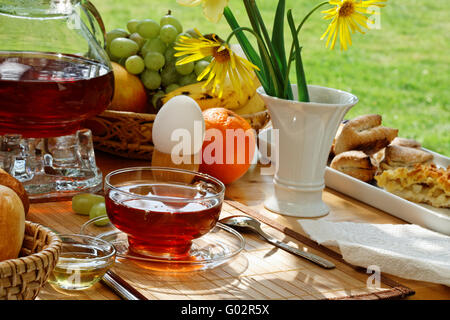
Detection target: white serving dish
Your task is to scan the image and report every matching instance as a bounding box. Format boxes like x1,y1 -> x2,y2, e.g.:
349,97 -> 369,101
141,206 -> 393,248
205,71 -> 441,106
258,127 -> 450,236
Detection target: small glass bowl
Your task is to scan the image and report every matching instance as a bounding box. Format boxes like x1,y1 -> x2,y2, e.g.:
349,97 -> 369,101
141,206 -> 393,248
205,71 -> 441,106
48,234 -> 116,290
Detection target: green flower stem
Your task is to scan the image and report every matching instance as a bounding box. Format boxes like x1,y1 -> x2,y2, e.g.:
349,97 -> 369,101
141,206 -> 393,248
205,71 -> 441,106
243,0 -> 261,39
250,0 -> 285,96
272,0 -> 293,100
287,10 -> 308,102
225,26 -> 280,97
272,0 -> 287,74
223,7 -> 267,89
283,1 -> 329,99
242,0 -> 279,96
223,7 -> 262,71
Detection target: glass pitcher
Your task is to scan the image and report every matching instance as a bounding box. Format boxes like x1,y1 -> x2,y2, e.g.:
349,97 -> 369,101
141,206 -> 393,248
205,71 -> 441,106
0,0 -> 114,200
0,0 -> 113,137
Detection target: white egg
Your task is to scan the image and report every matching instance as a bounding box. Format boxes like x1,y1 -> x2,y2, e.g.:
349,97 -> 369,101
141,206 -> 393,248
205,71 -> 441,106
152,95 -> 205,155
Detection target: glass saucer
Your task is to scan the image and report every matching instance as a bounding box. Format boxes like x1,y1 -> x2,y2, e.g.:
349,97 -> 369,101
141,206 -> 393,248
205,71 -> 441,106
80,217 -> 245,271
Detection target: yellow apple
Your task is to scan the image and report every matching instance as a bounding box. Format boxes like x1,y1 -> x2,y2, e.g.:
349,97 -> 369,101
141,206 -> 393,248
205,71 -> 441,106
109,62 -> 148,113
0,185 -> 25,262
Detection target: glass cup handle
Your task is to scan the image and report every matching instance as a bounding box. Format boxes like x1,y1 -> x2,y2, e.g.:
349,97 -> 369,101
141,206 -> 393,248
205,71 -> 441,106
81,0 -> 107,48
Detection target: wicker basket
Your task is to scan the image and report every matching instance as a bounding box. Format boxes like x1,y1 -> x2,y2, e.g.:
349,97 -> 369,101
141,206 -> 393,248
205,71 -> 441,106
86,109 -> 270,160
0,221 -> 61,300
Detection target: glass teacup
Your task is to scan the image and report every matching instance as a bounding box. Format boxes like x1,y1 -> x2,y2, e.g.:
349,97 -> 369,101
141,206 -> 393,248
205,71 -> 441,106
104,167 -> 225,259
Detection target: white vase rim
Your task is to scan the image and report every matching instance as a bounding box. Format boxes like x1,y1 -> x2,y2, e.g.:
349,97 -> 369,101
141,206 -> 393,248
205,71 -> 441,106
257,84 -> 358,107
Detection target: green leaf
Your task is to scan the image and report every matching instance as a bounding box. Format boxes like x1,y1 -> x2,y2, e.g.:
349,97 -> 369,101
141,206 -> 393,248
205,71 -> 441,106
287,9 -> 309,102
272,0 -> 286,74
271,0 -> 293,100
243,0 -> 276,96
251,0 -> 285,98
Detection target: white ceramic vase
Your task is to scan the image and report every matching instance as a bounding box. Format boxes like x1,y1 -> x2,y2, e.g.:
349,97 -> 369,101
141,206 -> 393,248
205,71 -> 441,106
257,85 -> 358,218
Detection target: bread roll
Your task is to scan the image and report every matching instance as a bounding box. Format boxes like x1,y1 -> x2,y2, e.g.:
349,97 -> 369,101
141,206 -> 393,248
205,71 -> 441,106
330,150 -> 377,182
333,114 -> 398,155
0,168 -> 29,215
0,185 -> 25,261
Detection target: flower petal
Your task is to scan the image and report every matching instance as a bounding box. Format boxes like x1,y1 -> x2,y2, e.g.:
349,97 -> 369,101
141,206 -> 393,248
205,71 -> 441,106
202,0 -> 228,23
330,19 -> 340,50
177,0 -> 203,7
176,53 -> 205,65
229,66 -> 242,97
198,61 -> 214,80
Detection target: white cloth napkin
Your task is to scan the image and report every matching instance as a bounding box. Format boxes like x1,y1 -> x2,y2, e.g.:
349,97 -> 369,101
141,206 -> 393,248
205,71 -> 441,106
299,220 -> 450,286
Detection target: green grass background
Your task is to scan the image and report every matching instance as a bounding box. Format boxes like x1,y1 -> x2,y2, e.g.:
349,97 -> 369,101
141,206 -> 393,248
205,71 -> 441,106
93,0 -> 449,156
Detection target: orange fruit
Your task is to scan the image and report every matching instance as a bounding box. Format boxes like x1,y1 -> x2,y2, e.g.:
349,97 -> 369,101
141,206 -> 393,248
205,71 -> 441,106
109,62 -> 148,113
199,108 -> 256,185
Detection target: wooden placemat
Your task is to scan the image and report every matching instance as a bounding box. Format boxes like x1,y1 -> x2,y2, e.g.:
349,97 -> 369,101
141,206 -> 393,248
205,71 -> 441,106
224,200 -> 415,300
29,200 -> 414,300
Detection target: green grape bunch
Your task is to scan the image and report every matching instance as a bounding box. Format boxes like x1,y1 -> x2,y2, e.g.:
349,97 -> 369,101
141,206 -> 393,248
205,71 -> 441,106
104,10 -> 211,111
71,193 -> 110,226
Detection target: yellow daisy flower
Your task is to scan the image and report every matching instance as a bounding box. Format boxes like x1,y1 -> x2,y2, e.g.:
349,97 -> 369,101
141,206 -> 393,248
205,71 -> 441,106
174,30 -> 259,99
177,0 -> 228,23
321,0 -> 387,50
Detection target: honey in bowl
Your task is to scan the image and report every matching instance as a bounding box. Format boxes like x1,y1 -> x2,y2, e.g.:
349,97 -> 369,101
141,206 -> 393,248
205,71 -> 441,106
48,234 -> 116,291
104,167 -> 225,260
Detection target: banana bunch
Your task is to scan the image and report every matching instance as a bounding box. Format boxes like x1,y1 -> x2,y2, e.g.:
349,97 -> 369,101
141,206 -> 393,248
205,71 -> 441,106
233,90 -> 266,115
161,74 -> 265,114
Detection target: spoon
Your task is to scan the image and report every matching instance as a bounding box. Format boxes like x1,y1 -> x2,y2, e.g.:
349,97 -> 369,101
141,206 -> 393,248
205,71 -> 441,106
220,215 -> 335,269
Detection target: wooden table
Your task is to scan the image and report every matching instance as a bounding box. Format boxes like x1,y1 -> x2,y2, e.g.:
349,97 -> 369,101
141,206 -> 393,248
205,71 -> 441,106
29,151 -> 450,300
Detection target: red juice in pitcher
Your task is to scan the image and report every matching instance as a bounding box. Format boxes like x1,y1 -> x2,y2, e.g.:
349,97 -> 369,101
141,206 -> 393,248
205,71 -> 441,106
105,183 -> 223,259
0,51 -> 114,138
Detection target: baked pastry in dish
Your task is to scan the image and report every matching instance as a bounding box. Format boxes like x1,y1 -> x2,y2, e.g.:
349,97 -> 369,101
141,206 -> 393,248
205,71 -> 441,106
390,137 -> 422,149
330,150 -> 377,182
333,114 -> 398,155
330,121 -> 347,158
379,145 -> 433,170
375,164 -> 450,208
372,137 -> 422,165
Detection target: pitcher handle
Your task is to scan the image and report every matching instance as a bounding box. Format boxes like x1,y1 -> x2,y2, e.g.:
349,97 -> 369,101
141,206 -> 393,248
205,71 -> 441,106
81,0 -> 107,48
